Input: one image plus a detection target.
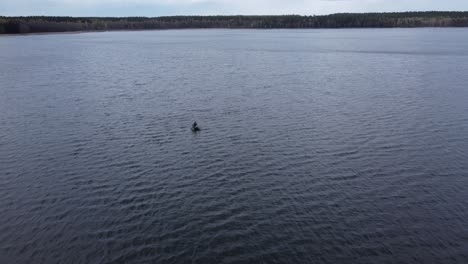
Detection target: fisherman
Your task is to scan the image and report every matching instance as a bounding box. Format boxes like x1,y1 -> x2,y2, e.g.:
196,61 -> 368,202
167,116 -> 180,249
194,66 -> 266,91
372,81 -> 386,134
192,122 -> 200,131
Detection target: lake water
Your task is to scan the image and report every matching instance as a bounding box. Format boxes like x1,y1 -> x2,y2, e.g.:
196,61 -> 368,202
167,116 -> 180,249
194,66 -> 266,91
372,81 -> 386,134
1,29 -> 468,263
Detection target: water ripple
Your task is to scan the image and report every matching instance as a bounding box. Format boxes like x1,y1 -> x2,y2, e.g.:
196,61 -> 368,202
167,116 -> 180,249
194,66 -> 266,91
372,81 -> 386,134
1,29 -> 468,263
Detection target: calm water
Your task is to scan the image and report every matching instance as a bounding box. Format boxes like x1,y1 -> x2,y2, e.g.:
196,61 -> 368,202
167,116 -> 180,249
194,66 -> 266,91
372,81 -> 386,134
1,29 -> 468,263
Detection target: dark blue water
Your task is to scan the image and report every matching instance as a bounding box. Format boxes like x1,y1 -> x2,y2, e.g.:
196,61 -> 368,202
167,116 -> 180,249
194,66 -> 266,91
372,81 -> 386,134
1,29 -> 468,263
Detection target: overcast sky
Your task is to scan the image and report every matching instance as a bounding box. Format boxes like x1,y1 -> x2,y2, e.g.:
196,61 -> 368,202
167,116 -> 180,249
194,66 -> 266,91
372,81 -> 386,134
1,0 -> 468,17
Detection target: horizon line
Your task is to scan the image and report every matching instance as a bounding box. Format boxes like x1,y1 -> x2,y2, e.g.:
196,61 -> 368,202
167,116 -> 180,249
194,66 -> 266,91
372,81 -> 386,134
2,10 -> 468,18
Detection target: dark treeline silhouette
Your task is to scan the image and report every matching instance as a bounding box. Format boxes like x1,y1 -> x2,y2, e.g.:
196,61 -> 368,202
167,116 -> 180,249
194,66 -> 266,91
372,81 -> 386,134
1,12 -> 468,34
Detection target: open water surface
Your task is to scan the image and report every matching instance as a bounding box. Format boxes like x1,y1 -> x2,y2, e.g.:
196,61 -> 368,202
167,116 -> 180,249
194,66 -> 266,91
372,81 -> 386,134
1,29 -> 468,263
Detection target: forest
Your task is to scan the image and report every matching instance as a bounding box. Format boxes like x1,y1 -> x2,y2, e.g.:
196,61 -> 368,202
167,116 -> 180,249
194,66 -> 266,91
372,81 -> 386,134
1,12 -> 468,34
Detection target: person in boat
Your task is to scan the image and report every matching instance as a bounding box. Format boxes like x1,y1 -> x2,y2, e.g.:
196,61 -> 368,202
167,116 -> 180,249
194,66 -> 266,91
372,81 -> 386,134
192,122 -> 200,131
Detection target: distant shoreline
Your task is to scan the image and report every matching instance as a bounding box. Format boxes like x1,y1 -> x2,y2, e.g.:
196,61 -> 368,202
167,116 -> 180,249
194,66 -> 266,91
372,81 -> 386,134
2,26 -> 468,37
2,12 -> 468,35
0,31 -> 88,36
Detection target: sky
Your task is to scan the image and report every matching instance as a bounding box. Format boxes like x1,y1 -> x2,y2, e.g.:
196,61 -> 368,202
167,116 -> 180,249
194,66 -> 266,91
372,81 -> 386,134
1,0 -> 468,17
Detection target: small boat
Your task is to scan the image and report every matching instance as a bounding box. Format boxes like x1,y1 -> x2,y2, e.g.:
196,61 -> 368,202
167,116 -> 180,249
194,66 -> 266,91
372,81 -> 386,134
191,122 -> 200,132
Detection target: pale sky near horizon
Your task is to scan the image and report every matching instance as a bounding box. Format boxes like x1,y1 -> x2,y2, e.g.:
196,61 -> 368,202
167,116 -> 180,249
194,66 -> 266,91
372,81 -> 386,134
1,0 -> 468,17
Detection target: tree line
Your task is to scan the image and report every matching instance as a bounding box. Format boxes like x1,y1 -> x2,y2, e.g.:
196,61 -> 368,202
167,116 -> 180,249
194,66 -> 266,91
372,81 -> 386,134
1,12 -> 468,34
